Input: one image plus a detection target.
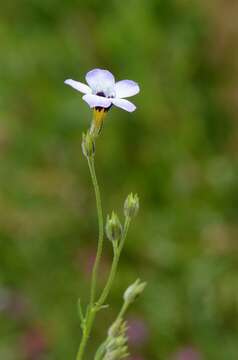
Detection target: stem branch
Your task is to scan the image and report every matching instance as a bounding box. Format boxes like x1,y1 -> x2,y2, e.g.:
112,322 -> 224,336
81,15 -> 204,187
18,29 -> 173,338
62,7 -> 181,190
96,217 -> 131,308
76,156 -> 104,360
76,308 -> 96,360
76,153 -> 131,360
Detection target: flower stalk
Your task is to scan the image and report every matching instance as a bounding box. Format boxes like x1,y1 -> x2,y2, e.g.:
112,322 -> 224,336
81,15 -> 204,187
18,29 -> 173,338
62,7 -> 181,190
94,280 -> 146,360
76,150 -> 135,360
65,69 -> 144,360
97,216 -> 131,308
87,156 -> 104,308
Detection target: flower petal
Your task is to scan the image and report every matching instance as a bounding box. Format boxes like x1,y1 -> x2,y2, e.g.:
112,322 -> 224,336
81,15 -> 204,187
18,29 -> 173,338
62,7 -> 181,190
82,94 -> 112,108
64,79 -> 91,94
85,69 -> 115,91
111,98 -> 136,112
115,80 -> 140,98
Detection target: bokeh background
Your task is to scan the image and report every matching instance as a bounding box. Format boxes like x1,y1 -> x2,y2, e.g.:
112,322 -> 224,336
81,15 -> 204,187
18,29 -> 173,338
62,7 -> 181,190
0,0 -> 238,359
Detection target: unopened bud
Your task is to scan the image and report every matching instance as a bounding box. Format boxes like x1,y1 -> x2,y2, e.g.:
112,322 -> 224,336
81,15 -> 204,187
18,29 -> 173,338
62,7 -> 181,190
124,193 -> 139,218
103,319 -> 129,360
123,279 -> 146,304
106,212 -> 122,242
107,336 -> 127,351
104,347 -> 128,360
82,132 -> 95,157
108,319 -> 127,338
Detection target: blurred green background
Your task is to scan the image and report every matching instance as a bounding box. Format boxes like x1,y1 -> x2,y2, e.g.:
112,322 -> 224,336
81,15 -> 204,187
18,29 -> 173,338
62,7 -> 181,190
0,0 -> 238,359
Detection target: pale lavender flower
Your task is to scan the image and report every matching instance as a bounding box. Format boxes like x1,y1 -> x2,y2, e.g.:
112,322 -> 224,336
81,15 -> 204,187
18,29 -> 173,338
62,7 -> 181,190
64,68 -> 140,112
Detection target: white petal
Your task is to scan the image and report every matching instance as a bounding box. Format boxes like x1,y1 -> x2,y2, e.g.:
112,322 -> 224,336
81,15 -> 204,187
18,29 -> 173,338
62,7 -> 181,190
111,98 -> 136,112
82,94 -> 112,108
85,69 -> 115,92
64,79 -> 91,94
115,80 -> 140,98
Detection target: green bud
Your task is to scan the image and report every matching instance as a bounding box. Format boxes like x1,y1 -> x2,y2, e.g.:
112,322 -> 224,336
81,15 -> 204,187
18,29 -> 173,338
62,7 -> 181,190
123,279 -> 146,304
82,131 -> 95,158
104,347 -> 128,360
124,193 -> 139,218
107,336 -> 127,351
105,212 -> 122,242
101,319 -> 129,360
108,319 -> 125,338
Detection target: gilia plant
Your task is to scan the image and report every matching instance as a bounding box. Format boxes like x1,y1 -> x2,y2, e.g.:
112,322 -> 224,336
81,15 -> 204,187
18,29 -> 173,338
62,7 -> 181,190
65,69 -> 146,360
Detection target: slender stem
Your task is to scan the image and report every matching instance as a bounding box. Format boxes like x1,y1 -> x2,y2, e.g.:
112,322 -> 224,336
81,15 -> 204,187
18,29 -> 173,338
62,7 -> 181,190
93,300 -> 131,360
118,216 -> 131,254
96,217 -> 131,308
87,157 -> 104,307
116,300 -> 130,322
76,309 -> 96,360
76,153 -> 131,360
76,156 -> 104,360
96,249 -> 119,308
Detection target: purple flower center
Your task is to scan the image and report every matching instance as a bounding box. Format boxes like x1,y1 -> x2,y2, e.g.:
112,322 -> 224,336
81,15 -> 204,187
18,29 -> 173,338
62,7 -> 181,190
95,91 -> 114,111
96,91 -> 106,97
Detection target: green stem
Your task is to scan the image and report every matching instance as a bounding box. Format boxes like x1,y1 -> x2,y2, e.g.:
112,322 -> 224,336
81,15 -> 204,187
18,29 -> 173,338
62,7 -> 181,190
94,299 -> 131,360
87,157 -> 104,307
76,153 -> 131,360
116,300 -> 130,322
76,308 -> 96,360
77,218 -> 131,359
93,218 -> 131,360
118,216 -> 131,254
76,156 -> 104,360
96,217 -> 131,308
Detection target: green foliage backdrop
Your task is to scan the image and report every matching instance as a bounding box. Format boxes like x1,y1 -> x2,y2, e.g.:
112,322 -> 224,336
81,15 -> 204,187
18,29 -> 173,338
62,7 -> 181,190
0,0 -> 237,359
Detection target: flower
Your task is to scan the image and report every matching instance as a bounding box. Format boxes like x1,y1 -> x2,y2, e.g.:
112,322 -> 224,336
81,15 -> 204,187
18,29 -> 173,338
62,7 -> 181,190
65,69 -> 140,136
65,68 -> 140,113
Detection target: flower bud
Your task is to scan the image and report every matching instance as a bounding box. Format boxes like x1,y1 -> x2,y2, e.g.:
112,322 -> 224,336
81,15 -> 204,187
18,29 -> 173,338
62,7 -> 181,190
102,319 -> 129,360
123,279 -> 146,305
82,131 -> 95,158
105,212 -> 122,242
108,319 -> 127,338
124,193 -> 139,218
107,336 -> 127,351
104,347 -> 128,360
